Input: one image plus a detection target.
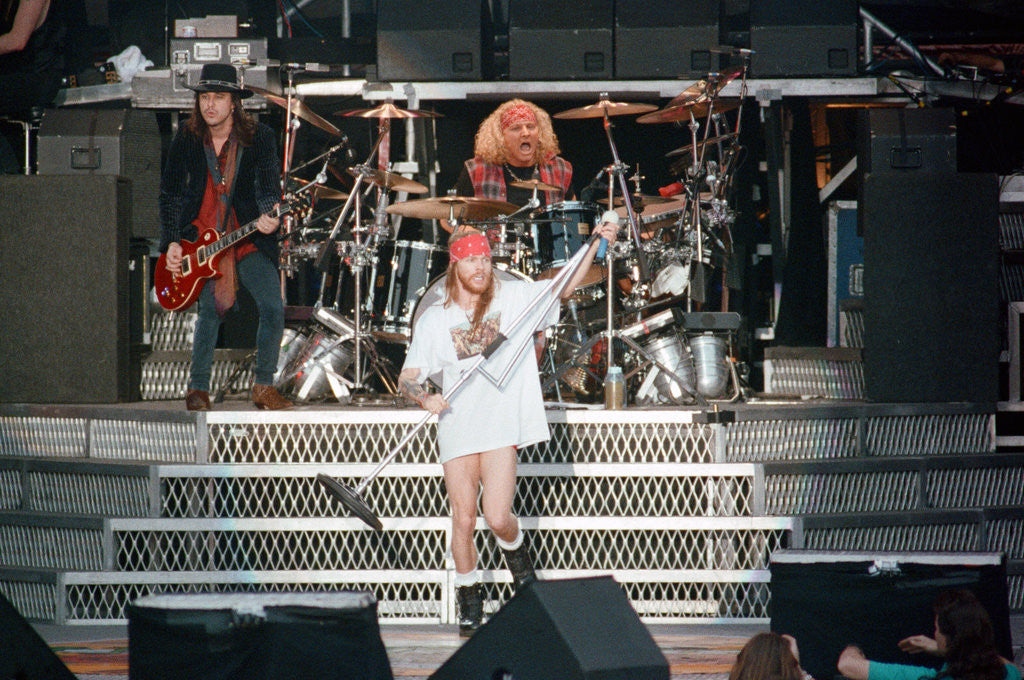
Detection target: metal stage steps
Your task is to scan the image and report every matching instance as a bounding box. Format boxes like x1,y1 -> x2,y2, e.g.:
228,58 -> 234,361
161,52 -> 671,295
0,402 -> 1021,625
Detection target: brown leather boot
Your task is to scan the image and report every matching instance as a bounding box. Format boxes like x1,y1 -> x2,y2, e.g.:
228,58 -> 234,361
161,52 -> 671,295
251,384 -> 293,410
185,389 -> 210,411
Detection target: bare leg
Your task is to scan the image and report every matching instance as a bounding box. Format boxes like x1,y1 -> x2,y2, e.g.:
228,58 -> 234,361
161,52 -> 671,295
443,453 -> 483,574
479,446 -> 519,543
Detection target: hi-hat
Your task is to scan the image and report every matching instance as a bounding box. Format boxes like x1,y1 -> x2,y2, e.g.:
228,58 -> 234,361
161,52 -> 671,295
637,99 -> 739,124
387,196 -> 517,221
509,178 -> 560,193
335,102 -> 441,119
665,67 -> 745,109
665,132 -> 738,157
292,177 -> 349,200
349,167 -> 428,194
248,86 -> 343,137
553,99 -> 658,120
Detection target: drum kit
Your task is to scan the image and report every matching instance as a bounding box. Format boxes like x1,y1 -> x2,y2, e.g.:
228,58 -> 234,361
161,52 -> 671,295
252,59 -> 751,405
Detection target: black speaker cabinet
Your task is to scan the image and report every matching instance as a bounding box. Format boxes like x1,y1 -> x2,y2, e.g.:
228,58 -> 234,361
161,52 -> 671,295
770,550 -> 1012,680
430,577 -> 669,680
376,0 -> 491,80
509,0 -> 614,80
0,590 -> 76,680
857,108 -> 957,176
0,175 -> 143,403
862,172 -> 999,403
128,592 -> 393,680
615,0 -> 720,79
749,0 -> 858,77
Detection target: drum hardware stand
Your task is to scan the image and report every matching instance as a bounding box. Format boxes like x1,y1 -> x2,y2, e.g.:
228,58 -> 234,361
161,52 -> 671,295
317,232 -> 606,530
212,350 -> 256,404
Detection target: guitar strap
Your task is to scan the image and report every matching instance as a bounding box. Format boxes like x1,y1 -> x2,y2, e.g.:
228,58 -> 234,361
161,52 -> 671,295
203,137 -> 245,316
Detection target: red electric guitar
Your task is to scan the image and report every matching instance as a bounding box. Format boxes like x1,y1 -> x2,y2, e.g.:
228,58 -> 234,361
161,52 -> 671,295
154,196 -> 310,311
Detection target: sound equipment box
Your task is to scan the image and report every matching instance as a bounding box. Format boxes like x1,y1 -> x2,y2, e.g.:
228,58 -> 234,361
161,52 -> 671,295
0,175 -> 145,404
857,108 -> 957,176
128,591 -> 393,680
376,0 -> 492,81
0,589 -> 77,680
861,171 -> 999,403
36,108 -> 163,239
615,0 -> 720,79
749,0 -> 858,77
770,550 -> 1012,680
430,577 -> 669,680
508,0 -> 614,80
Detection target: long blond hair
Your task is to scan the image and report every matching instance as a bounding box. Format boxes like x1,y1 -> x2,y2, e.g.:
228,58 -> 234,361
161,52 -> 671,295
445,228 -> 496,329
473,99 -> 560,165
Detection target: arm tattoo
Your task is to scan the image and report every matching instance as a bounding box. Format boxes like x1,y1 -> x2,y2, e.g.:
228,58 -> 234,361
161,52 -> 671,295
398,370 -> 427,404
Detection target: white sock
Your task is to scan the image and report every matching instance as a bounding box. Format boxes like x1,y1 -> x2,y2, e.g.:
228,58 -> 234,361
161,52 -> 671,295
454,569 -> 480,587
495,521 -> 524,552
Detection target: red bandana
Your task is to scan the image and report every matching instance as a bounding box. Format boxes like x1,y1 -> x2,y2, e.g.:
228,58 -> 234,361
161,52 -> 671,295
449,233 -> 491,262
500,104 -> 536,131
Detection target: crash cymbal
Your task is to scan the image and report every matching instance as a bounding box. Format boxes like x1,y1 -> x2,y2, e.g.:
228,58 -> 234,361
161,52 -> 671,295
335,102 -> 441,119
596,194 -> 673,208
553,99 -> 658,120
665,67 -> 745,109
636,98 -> 739,124
291,177 -> 349,200
509,178 -> 561,193
387,196 -> 518,221
665,132 -> 738,157
348,167 -> 428,194
248,86 -> 343,138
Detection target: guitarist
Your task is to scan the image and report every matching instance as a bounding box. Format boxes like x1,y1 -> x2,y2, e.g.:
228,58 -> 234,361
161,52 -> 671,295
158,62 -> 292,411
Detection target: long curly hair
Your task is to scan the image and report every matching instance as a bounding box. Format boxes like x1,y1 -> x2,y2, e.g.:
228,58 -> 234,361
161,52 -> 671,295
445,227 -> 496,329
473,99 -> 560,165
934,590 -> 1005,680
186,92 -> 256,146
728,633 -> 804,680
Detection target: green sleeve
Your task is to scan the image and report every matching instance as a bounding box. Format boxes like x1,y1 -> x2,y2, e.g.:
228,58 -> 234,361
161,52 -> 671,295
867,662 -> 939,680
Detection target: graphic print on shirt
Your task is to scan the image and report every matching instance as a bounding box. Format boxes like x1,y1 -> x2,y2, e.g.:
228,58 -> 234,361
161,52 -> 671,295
450,311 -> 501,360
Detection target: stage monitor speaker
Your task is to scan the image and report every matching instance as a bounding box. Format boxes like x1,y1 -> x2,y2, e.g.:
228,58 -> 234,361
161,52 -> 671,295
128,592 -> 393,680
749,0 -> 857,77
0,589 -> 77,680
376,0 -> 491,81
509,0 -> 614,80
857,108 -> 957,177
615,0 -> 720,79
862,172 -> 999,403
0,175 -> 143,403
36,108 -> 163,239
430,576 -> 669,680
770,550 -> 1012,680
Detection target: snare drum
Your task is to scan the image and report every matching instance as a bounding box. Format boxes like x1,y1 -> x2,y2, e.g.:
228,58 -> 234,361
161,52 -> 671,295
531,201 -> 604,287
375,240 -> 448,343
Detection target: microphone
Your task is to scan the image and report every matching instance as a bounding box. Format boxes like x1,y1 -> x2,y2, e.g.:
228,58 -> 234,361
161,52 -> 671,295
596,209 -> 619,259
580,167 -> 608,202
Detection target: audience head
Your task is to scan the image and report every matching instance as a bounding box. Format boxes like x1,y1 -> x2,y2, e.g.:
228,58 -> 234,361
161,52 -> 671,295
730,632 -> 805,680
933,590 -> 1004,680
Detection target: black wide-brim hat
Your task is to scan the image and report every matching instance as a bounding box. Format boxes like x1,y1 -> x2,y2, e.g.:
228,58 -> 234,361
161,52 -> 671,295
187,62 -> 254,99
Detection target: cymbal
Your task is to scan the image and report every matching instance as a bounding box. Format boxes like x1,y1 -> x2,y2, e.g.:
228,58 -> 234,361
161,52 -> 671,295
348,167 -> 428,194
248,86 -> 343,137
291,177 -> 349,200
387,196 -> 518,221
665,67 -> 745,109
636,99 -> 739,124
509,178 -> 561,193
335,102 -> 441,119
553,99 -> 658,120
596,194 -> 673,208
665,132 -> 738,157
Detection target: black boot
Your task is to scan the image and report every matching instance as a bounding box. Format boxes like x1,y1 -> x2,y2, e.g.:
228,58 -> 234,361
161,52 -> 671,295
456,584 -> 483,637
502,542 -> 537,590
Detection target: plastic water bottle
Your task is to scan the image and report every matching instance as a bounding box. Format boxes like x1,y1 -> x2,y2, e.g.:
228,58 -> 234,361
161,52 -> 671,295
603,366 -> 625,410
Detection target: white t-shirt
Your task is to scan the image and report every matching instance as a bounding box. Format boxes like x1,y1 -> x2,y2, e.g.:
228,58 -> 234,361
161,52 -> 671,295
403,279 -> 561,463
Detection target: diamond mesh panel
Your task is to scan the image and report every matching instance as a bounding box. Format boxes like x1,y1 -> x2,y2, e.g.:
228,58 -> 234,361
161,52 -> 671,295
766,359 -> 864,400
528,422 -> 716,463
1009,573 -> 1023,612
0,580 -> 56,621
0,469 -> 20,510
141,354 -> 253,401
29,471 -> 149,516
765,471 -> 919,514
623,580 -> 771,620
725,419 -> 858,462
986,518 -> 1024,558
803,523 -> 979,552
928,466 -> 1024,508
1001,263 -> 1024,303
842,308 -> 864,348
865,414 -> 993,456
0,525 -> 104,569
150,310 -> 197,352
92,419 -> 197,462
0,416 -> 87,457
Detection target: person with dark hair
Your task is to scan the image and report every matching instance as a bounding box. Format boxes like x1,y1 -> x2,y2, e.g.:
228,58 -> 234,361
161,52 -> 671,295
398,221 -> 617,637
731,632 -> 813,680
159,62 -> 292,411
837,590 -> 1021,680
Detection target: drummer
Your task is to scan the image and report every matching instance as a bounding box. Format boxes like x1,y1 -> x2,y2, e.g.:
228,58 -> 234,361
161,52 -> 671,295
444,99 -> 574,230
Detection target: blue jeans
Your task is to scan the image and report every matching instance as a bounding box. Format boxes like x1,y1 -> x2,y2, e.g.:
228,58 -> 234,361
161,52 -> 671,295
189,252 -> 284,391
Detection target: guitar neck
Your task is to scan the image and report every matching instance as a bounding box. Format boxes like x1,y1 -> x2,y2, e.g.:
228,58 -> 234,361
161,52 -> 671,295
206,205 -> 288,257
